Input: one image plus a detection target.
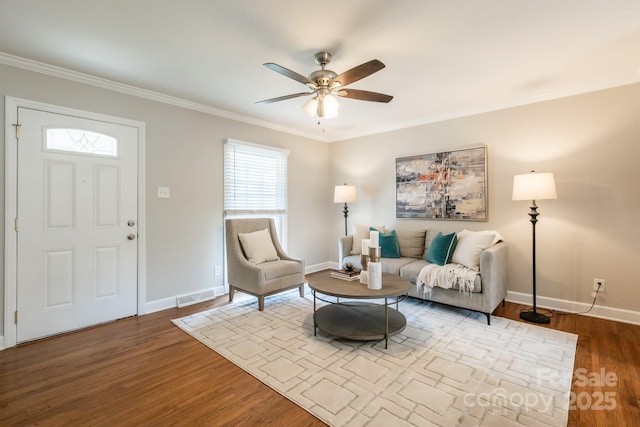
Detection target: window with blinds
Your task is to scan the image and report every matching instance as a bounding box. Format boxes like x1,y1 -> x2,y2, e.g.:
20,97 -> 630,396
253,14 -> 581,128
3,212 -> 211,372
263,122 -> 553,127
223,139 -> 289,217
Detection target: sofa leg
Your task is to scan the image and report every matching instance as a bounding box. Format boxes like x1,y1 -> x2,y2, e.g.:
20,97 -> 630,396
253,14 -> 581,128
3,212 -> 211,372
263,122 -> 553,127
502,299 -> 506,308
229,286 -> 235,302
485,313 -> 491,325
258,296 -> 265,311
299,284 -> 305,298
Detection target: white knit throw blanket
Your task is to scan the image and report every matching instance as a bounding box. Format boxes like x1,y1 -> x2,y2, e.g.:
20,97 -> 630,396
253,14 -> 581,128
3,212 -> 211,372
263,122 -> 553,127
416,263 -> 479,297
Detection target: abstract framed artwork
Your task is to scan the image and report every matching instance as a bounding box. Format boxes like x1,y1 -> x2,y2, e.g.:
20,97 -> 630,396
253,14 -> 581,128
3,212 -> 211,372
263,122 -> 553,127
396,146 -> 487,220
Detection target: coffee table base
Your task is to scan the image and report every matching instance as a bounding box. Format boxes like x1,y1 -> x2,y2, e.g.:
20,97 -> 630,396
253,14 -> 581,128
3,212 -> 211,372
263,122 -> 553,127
313,302 -> 407,349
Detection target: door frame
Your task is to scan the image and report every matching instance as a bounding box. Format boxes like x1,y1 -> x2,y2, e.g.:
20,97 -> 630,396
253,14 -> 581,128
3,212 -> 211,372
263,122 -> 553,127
3,97 -> 146,349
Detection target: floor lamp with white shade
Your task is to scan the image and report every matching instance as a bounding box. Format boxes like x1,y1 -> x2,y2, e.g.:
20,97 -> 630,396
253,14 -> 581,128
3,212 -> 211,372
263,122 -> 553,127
334,184 -> 357,236
512,170 -> 557,324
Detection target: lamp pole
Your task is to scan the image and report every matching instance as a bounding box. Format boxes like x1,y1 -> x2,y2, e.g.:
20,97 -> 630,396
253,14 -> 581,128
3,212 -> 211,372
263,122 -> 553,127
520,199 -> 550,324
341,203 -> 349,236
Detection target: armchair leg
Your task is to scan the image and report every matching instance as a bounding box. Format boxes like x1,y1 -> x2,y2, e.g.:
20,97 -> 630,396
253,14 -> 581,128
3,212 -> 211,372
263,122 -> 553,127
258,296 -> 265,311
299,284 -> 305,298
229,286 -> 235,302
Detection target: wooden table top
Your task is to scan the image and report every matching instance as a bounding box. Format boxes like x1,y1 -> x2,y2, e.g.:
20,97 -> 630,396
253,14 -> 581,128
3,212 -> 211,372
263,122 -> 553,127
308,270 -> 411,299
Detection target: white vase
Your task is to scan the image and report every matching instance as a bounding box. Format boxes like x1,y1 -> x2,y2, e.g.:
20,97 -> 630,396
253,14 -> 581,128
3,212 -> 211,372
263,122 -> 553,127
359,270 -> 368,285
367,262 -> 382,290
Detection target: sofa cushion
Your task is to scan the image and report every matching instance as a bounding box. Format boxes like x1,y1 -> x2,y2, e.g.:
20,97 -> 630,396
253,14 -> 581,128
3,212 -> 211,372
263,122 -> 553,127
396,229 -> 426,259
380,257 -> 416,275
422,229 -> 441,259
426,232 -> 458,265
238,228 -> 279,264
373,228 -> 401,258
351,224 -> 385,255
452,230 -> 502,271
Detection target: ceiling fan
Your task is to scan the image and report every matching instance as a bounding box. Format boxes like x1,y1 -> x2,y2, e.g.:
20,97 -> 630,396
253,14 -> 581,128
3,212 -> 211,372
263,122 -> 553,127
256,51 -> 393,119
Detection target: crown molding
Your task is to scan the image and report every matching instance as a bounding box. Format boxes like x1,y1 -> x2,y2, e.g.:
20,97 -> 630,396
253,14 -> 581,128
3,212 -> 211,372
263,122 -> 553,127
0,52 -> 331,142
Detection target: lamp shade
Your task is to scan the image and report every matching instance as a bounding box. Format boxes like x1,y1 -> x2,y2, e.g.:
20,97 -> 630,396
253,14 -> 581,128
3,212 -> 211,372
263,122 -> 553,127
334,185 -> 357,203
302,97 -> 318,117
322,94 -> 339,118
512,171 -> 557,201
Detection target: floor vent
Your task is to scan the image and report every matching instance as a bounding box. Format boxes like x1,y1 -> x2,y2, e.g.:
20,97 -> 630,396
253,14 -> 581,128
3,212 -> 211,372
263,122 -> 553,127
176,289 -> 216,308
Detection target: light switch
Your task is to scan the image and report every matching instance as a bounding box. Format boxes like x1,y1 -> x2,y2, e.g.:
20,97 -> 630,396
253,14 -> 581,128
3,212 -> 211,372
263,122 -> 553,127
157,186 -> 170,199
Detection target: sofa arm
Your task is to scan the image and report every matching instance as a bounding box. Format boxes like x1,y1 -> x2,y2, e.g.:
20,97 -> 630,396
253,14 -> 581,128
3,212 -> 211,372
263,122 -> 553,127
338,235 -> 353,265
479,241 -> 509,313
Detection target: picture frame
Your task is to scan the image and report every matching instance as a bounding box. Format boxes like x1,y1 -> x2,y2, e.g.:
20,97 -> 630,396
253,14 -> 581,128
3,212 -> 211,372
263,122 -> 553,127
396,145 -> 487,221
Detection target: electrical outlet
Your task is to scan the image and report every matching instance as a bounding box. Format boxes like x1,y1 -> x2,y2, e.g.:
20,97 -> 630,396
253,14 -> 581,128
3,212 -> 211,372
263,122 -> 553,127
215,266 -> 222,276
593,278 -> 606,293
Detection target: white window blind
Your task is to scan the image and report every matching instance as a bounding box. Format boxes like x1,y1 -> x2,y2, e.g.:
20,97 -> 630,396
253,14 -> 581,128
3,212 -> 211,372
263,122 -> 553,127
224,139 -> 288,216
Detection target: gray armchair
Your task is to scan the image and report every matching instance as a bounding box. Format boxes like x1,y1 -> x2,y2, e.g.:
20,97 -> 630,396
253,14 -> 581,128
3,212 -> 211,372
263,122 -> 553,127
225,218 -> 305,310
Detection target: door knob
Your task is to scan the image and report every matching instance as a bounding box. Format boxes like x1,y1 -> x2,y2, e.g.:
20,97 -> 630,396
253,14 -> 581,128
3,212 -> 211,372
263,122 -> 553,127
127,233 -> 136,240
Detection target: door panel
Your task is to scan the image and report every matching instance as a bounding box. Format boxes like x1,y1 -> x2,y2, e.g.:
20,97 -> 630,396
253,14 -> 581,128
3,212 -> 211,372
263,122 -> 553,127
17,107 -> 138,342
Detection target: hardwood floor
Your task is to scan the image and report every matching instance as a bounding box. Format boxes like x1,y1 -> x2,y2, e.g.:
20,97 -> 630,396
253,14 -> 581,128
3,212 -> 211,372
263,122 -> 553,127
1,288 -> 639,426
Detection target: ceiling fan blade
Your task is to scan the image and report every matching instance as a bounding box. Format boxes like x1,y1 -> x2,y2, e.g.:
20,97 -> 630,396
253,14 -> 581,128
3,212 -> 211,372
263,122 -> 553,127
263,63 -> 315,86
337,89 -> 393,103
332,59 -> 385,87
255,92 -> 314,104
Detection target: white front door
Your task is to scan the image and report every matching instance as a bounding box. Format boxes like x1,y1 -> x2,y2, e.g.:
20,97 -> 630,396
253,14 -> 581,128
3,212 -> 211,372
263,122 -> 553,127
16,107 -> 139,343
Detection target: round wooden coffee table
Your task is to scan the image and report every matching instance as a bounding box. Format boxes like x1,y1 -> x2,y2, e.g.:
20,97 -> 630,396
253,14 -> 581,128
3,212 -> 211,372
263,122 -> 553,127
307,270 -> 411,349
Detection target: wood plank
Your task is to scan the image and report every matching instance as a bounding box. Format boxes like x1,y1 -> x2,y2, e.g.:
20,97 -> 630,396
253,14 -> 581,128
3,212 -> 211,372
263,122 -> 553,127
1,282 -> 639,426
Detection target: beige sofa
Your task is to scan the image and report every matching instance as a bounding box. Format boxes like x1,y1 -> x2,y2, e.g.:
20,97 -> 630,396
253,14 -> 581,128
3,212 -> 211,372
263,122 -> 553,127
338,229 -> 508,324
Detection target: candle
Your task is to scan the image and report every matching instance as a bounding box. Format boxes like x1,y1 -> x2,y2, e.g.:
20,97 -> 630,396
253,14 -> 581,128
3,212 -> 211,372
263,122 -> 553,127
368,261 -> 382,290
361,239 -> 370,254
370,230 -> 379,248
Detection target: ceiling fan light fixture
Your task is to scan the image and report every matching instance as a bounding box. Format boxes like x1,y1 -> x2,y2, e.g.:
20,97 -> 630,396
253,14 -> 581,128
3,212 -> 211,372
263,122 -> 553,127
322,94 -> 339,118
302,97 -> 318,117
260,52 -> 391,119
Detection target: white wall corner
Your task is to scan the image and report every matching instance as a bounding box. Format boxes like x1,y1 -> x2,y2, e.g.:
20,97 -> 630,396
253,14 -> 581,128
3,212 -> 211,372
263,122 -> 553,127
506,291 -> 640,326
213,285 -> 226,298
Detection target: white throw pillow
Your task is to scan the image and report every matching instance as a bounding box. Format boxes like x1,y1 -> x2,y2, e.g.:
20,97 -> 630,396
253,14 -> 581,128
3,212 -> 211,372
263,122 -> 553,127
238,228 -> 280,264
351,224 -> 385,255
452,230 -> 502,271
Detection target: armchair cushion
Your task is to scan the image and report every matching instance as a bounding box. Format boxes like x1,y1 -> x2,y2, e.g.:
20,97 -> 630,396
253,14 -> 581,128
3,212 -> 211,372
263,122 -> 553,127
260,260 -> 304,280
238,228 -> 280,264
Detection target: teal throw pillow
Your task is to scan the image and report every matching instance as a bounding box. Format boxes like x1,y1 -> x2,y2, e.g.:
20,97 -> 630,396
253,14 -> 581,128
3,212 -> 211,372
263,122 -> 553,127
425,232 -> 458,265
370,227 -> 401,258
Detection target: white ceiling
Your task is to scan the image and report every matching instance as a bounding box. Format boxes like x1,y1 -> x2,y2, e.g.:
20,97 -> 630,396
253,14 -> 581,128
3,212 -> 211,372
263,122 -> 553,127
1,0 -> 639,142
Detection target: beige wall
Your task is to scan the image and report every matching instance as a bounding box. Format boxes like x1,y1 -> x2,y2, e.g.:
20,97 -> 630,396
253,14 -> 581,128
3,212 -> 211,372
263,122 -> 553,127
0,63 -> 332,336
330,83 -> 640,313
2,62 -> 638,341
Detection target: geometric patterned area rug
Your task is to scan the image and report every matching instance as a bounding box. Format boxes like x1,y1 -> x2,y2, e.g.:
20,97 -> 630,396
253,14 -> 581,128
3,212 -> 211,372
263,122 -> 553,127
172,286 -> 577,427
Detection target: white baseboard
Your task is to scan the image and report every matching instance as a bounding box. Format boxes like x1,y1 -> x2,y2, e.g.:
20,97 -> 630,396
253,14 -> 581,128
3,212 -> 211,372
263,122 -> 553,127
144,296 -> 178,314
143,265 -> 329,314
306,262 -> 334,274
507,291 -> 640,326
0,335 -> 4,351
